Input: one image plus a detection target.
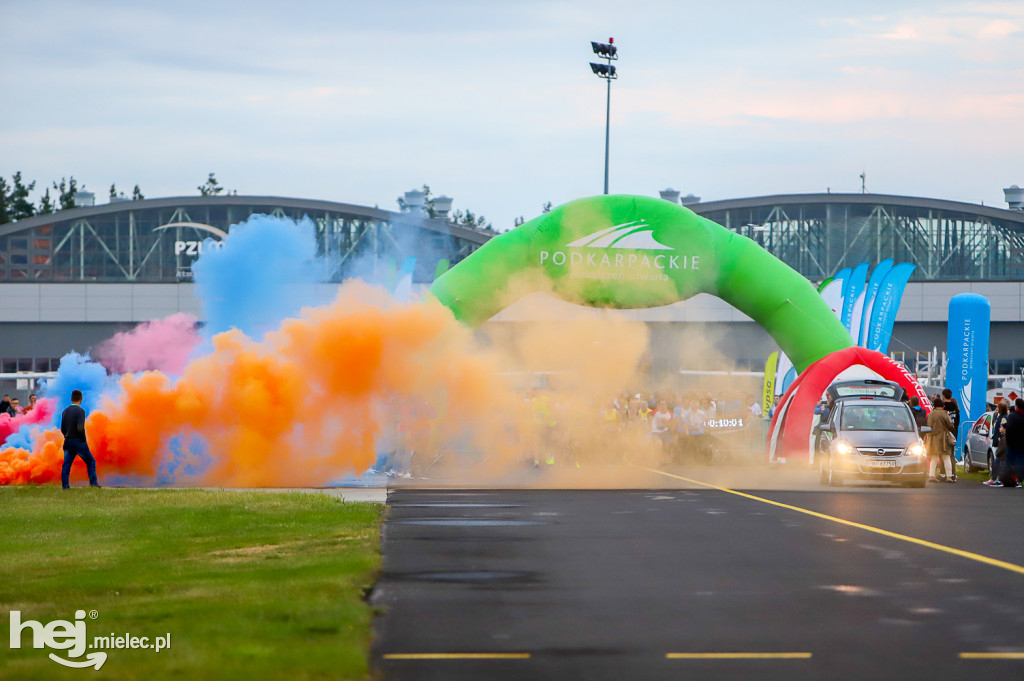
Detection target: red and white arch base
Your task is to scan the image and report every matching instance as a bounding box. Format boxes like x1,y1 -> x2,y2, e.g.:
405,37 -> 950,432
767,346 -> 931,463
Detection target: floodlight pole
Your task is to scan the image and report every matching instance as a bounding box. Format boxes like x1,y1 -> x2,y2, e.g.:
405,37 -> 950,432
590,37 -> 618,195
603,71 -> 611,195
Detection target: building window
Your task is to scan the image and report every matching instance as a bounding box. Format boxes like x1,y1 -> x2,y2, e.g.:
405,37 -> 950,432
33,239 -> 51,250
33,255 -> 51,265
1,359 -> 16,373
11,254 -> 28,265
10,238 -> 28,250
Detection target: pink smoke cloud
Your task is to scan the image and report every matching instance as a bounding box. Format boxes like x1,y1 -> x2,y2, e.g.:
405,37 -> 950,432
0,398 -> 56,445
94,313 -> 201,375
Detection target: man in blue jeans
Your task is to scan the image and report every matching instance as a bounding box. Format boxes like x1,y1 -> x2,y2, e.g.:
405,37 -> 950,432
60,389 -> 100,489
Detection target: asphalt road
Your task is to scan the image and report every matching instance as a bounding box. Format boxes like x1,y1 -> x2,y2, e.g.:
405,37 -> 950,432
371,468 -> 1024,680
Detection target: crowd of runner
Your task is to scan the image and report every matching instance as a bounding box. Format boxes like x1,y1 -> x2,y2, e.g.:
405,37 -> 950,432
529,389 -> 768,468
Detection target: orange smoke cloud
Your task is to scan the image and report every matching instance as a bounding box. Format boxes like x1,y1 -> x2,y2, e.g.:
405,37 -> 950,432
0,429 -> 67,485
1,282 -> 527,487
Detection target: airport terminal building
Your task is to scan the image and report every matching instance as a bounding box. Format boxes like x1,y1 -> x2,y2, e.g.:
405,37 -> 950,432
1,190 -> 1023,394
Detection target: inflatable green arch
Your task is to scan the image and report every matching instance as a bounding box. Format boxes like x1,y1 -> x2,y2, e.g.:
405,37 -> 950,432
431,195 -> 852,373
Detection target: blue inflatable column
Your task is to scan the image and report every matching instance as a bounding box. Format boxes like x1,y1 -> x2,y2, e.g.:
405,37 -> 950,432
946,293 -> 990,461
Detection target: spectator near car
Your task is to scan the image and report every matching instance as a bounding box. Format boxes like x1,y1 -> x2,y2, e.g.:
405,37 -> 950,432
941,388 -> 961,444
926,396 -> 956,483
1002,398 -> 1024,488
909,396 -> 928,431
984,401 -> 1010,487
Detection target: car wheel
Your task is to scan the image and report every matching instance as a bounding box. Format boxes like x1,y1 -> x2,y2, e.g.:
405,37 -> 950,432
964,447 -> 975,473
827,457 -> 844,487
819,453 -> 829,484
987,450 -> 995,473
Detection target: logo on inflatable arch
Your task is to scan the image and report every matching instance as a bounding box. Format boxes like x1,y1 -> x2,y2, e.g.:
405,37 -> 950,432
565,221 -> 672,250
540,220 -> 702,280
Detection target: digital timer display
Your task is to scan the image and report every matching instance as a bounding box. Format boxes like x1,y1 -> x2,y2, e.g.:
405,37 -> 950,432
706,418 -> 744,429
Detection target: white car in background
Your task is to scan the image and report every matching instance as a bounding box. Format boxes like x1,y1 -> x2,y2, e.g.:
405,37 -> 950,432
962,411 -> 997,473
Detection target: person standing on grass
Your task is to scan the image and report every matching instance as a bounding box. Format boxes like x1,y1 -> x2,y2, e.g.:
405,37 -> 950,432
60,389 -> 100,489
1001,398 -> 1024,489
985,400 -> 1010,487
942,387 -> 962,453
926,395 -> 956,482
909,396 -> 928,431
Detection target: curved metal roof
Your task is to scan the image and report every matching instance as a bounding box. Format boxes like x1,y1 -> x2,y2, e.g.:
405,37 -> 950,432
0,194 -> 492,244
689,192 -> 1024,226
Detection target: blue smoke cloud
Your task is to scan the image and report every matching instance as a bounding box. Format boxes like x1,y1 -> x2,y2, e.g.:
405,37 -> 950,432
192,215 -> 321,339
1,351 -> 114,452
40,351 -> 116,424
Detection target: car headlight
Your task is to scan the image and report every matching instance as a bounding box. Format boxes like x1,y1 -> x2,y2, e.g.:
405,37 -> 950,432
906,442 -> 926,457
835,441 -> 855,455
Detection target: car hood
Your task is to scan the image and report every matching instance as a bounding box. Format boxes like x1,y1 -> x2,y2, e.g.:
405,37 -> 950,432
836,430 -> 920,449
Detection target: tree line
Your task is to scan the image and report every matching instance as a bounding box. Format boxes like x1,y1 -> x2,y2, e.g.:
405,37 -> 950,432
1,173 -> 505,230
0,172 -> 144,225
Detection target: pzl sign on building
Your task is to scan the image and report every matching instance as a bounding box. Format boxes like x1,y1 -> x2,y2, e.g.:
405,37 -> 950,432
174,240 -> 225,256
9,610 -> 171,670
153,221 -> 229,258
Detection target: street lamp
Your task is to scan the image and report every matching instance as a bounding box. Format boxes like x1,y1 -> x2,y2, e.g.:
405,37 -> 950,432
590,38 -> 618,195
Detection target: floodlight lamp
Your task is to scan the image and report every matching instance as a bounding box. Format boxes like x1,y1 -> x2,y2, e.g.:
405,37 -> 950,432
591,41 -> 618,59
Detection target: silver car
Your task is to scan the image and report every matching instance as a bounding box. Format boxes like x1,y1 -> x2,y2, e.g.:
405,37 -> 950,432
816,398 -> 929,488
963,411 -> 997,473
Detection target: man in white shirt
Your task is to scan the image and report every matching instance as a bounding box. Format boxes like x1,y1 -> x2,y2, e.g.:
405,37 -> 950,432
650,400 -> 673,452
748,394 -> 763,418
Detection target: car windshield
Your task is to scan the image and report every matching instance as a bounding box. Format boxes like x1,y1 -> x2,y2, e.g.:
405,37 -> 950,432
833,383 -> 898,398
840,405 -> 914,432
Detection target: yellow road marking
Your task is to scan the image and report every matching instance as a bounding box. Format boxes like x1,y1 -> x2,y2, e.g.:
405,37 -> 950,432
960,652 -> 1024,659
383,653 -> 530,660
644,468 -> 1024,577
667,652 -> 812,659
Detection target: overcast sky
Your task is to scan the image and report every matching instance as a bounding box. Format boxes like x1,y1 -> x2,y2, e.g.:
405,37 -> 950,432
2,0 -> 1022,229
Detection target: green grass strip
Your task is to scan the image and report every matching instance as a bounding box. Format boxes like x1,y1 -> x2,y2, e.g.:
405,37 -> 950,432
0,488 -> 382,680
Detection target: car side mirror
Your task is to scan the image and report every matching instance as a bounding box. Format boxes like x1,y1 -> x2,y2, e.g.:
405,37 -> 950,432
919,426 -> 932,434
820,423 -> 835,434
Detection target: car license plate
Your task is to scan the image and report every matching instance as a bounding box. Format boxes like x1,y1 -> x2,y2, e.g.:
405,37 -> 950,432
871,460 -> 896,468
